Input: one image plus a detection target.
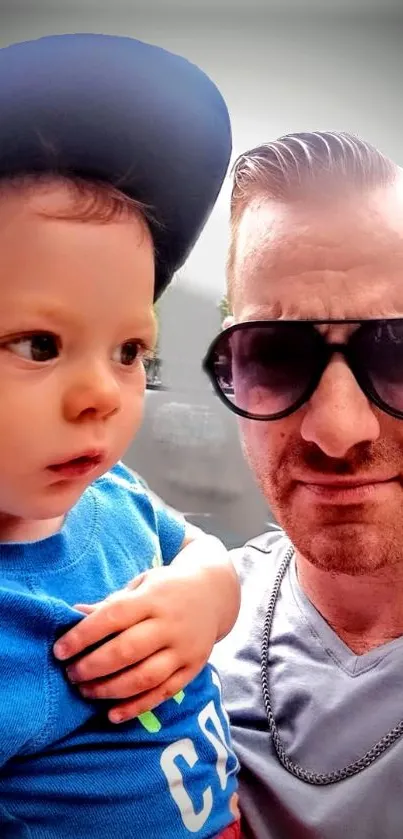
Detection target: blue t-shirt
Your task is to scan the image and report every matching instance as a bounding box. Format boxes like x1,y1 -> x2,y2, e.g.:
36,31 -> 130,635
0,462 -> 238,839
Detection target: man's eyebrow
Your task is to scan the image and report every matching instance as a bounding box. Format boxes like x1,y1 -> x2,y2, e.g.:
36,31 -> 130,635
240,303 -> 285,321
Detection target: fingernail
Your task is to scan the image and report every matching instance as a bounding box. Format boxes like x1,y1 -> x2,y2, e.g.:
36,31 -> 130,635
66,666 -> 78,682
53,642 -> 68,660
79,686 -> 91,697
109,711 -> 125,724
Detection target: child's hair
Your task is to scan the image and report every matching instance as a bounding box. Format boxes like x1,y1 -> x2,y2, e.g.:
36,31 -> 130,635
0,172 -> 153,227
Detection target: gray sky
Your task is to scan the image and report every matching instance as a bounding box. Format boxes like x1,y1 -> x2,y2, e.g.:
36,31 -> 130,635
1,1 -> 402,302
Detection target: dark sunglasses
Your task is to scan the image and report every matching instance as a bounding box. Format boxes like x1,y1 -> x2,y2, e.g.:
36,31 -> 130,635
202,318 -> 403,422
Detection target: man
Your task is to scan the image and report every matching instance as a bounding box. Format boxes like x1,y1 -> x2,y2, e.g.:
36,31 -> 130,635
206,131 -> 403,838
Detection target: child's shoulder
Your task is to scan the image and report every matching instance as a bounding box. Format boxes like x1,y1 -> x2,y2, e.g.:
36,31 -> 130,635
95,461 -> 150,495
90,462 -> 185,566
91,462 -> 155,518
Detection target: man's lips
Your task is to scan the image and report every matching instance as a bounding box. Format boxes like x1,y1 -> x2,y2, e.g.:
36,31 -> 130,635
295,475 -> 398,505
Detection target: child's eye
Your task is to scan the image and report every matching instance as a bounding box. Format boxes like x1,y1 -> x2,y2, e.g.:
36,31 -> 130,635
112,341 -> 144,366
6,333 -> 60,362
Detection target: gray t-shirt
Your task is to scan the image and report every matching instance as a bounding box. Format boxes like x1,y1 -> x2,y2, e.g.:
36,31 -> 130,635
211,526 -> 403,838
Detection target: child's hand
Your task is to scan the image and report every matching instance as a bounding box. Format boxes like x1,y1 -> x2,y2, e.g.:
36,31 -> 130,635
53,561 -> 232,724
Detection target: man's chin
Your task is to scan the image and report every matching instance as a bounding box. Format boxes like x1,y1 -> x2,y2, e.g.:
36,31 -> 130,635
277,512 -> 395,575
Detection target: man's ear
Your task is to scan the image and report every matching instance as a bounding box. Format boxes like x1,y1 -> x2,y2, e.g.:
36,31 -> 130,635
222,315 -> 235,330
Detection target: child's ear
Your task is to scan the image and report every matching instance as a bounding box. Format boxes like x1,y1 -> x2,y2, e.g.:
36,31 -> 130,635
222,315 -> 235,330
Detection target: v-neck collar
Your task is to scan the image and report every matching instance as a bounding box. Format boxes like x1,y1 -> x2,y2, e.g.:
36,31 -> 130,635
288,554 -> 403,676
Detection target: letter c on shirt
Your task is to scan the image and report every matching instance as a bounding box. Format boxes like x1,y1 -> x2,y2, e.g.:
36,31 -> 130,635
160,737 -> 213,832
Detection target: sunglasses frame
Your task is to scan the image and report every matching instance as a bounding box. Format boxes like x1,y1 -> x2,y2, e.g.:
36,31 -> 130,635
202,318 -> 403,422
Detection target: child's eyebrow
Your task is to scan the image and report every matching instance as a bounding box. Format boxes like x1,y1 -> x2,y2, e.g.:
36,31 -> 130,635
0,300 -> 73,328
0,299 -> 157,342
126,319 -> 158,349
0,303 -> 79,333
28,304 -> 73,325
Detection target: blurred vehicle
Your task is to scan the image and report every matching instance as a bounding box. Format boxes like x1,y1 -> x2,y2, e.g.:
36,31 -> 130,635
144,356 -> 165,391
125,284 -> 273,548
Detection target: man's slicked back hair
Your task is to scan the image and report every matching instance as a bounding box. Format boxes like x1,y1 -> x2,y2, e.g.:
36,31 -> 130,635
228,131 -> 399,281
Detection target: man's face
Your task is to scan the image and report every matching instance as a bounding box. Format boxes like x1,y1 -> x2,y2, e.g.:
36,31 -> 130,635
231,182 -> 403,574
0,182 -> 155,539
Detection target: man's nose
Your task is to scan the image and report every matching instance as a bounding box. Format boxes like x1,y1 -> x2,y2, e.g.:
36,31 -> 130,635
62,361 -> 122,423
300,356 -> 380,458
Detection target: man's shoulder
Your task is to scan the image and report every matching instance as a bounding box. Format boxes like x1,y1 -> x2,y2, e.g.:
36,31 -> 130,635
230,524 -> 291,584
211,525 -> 291,678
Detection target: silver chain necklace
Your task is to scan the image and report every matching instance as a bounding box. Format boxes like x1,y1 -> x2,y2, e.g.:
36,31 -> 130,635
260,545 -> 403,785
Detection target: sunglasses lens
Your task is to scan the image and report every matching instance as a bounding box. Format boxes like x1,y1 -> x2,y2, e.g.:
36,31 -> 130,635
356,322 -> 403,415
208,324 -> 321,418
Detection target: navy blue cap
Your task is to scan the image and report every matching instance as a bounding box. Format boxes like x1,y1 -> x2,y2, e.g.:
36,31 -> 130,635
0,33 -> 232,298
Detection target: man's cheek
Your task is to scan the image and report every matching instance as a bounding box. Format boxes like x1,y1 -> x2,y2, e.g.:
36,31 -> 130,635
242,428 -> 277,485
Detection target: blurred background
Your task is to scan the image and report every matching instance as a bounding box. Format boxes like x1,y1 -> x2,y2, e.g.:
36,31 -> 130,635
1,1 -> 402,545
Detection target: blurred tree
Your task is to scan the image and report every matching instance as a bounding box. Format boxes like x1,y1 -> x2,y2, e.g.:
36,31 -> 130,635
218,294 -> 232,324
144,303 -> 162,387
152,303 -> 160,357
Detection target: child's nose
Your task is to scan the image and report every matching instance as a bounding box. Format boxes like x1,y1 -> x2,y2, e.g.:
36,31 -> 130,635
62,363 -> 121,422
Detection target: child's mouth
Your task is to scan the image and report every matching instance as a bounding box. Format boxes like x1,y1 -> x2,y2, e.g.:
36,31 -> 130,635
48,452 -> 104,479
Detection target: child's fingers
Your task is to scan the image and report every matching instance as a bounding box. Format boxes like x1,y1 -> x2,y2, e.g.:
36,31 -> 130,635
78,648 -> 178,701
64,618 -> 164,683
53,589 -> 152,661
107,667 -> 191,724
73,604 -> 97,614
73,577 -> 144,614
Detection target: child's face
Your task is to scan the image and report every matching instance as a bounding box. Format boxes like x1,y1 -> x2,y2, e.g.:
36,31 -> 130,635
0,182 -> 156,538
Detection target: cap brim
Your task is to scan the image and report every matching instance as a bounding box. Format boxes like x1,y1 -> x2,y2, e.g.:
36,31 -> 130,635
0,33 -> 232,298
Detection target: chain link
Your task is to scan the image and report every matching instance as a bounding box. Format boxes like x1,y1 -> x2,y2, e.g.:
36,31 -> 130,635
260,546 -> 403,785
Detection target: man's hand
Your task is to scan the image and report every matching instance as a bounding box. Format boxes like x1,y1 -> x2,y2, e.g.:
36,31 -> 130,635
53,543 -> 239,724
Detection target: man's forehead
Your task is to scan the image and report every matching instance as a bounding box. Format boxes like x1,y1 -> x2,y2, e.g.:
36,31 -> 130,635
232,186 -> 403,321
